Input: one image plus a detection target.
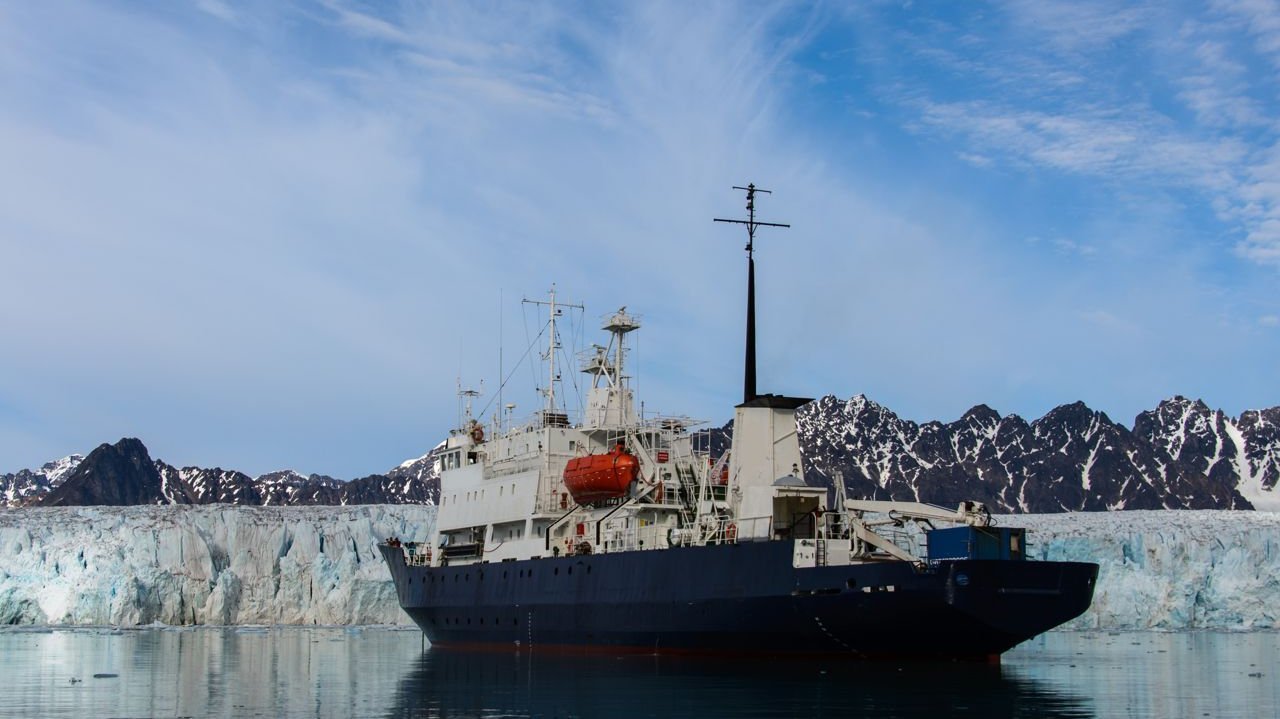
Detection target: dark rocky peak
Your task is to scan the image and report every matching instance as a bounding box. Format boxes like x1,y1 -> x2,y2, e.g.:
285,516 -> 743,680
40,438 -> 166,506
156,462 -> 258,504
1028,403 -> 1119,458
1236,408 -> 1280,495
957,404 -> 1001,431
342,473 -> 434,505
1134,396 -> 1229,467
1035,401 -> 1101,430
842,394 -> 904,427
1134,396 -> 1215,442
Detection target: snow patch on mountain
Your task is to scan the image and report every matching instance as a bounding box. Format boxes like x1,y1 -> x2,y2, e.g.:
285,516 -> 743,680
1,455 -> 84,506
42,455 -> 84,485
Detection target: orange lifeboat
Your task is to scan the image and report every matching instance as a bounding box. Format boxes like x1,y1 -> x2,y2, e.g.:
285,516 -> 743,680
563,444 -> 639,504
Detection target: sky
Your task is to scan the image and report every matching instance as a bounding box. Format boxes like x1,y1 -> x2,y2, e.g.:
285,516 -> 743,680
2,0 -> 1278,479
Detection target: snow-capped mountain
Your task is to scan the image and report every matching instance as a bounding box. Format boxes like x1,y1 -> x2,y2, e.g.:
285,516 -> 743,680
1,454 -> 83,506
14,439 -> 439,508
798,395 -> 1280,512
4,394 -> 1277,510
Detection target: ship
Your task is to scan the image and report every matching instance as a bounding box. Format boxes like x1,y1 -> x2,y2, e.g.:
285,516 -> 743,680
379,185 -> 1098,660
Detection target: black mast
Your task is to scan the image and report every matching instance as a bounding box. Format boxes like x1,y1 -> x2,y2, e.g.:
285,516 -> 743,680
714,184 -> 790,403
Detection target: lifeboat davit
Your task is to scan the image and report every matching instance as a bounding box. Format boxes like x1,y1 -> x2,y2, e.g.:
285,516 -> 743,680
563,444 -> 639,504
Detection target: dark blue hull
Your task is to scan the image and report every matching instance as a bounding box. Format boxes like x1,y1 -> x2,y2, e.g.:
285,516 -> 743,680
379,541 -> 1097,659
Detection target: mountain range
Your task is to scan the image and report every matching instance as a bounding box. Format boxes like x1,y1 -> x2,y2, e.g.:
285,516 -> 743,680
3,439 -> 440,508
796,394 -> 1279,512
3,395 -> 1277,511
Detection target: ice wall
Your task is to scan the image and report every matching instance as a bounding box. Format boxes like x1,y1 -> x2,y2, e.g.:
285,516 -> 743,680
0,506 -> 1275,630
1019,510 -> 1280,630
0,505 -> 434,626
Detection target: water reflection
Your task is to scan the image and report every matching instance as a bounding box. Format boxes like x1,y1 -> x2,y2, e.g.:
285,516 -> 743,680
387,648 -> 1094,718
1,626 -> 422,718
2,628 -> 1274,718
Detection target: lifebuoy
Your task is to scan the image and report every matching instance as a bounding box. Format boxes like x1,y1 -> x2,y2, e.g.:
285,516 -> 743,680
470,424 -> 485,443
725,523 -> 738,543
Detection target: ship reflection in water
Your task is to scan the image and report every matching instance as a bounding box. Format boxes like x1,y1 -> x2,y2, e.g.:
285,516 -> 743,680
390,647 -> 1092,719
2,628 -> 1276,718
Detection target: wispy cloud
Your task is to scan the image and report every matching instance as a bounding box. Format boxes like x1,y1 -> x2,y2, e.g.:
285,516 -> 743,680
1000,0 -> 1151,52
1,1 -> 1277,477
195,0 -> 236,24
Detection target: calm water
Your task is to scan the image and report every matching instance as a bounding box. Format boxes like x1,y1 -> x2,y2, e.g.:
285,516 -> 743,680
0,627 -> 1275,718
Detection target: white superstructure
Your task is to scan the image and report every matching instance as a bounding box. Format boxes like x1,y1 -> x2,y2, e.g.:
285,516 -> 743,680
424,291 -> 992,572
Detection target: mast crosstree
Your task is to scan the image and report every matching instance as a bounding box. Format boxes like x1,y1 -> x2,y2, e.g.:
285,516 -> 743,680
714,183 -> 790,403
523,285 -> 584,422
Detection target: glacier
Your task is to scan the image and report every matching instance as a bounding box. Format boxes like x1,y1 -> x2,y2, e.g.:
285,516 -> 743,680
1017,510 -> 1280,630
0,506 -> 1275,631
0,505 -> 434,626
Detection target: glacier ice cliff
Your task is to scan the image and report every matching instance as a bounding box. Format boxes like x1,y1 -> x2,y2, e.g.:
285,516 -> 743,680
0,505 -> 434,626
0,506 -> 1275,631
1018,510 -> 1280,630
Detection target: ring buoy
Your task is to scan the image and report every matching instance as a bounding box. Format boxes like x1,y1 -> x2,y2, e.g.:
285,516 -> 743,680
470,424 -> 485,443
725,523 -> 738,543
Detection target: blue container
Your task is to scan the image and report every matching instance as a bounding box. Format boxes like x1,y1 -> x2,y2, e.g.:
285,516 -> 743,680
927,526 -> 1026,561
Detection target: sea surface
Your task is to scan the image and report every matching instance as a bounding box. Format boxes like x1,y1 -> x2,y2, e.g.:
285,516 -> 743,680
0,627 -> 1275,718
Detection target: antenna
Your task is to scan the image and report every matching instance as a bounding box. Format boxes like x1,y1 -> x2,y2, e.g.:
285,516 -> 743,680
523,284 -> 584,422
714,183 -> 790,403
458,380 -> 482,426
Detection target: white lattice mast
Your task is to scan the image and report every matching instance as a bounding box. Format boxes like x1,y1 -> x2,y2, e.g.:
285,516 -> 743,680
523,284 -> 583,418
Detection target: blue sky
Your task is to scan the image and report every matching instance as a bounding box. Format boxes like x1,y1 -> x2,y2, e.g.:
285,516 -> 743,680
2,1 -> 1277,478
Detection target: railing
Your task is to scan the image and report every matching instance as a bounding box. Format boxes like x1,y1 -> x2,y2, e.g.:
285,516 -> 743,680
599,524 -> 668,553
707,515 -> 771,544
399,542 -> 433,566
